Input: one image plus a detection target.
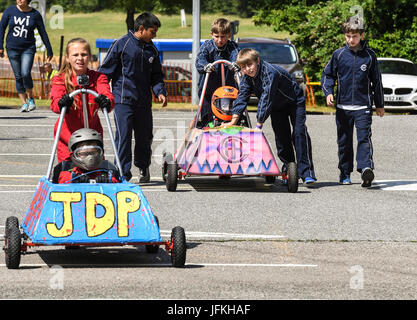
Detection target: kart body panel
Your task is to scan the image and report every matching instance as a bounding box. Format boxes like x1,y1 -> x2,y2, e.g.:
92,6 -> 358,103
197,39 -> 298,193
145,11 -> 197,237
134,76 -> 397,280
175,126 -> 280,176
21,177 -> 161,245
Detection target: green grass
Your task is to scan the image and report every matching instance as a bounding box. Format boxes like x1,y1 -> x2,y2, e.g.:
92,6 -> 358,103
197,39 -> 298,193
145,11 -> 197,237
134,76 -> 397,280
41,11 -> 289,56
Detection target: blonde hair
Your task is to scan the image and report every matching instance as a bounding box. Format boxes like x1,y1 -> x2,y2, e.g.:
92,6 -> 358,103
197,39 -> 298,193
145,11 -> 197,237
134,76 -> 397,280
236,48 -> 260,67
55,38 -> 92,94
211,18 -> 231,35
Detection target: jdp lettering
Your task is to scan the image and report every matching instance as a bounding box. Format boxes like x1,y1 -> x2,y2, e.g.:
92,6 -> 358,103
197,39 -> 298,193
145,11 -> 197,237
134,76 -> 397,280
46,191 -> 141,238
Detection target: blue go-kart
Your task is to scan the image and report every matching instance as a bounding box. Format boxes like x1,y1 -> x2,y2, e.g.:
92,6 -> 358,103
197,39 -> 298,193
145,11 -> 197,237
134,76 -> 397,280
3,86 -> 186,269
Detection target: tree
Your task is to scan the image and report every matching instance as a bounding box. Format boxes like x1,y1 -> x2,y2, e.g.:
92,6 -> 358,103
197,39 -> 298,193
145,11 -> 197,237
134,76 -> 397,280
253,0 -> 417,84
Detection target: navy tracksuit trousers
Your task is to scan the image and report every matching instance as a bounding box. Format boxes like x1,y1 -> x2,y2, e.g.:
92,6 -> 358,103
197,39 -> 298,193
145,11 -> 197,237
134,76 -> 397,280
336,107 -> 373,175
270,103 -> 316,180
113,104 -> 153,179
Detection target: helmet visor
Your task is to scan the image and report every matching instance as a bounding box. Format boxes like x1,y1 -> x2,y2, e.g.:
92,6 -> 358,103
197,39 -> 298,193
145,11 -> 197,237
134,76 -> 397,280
215,98 -> 234,115
73,145 -> 103,161
72,145 -> 103,171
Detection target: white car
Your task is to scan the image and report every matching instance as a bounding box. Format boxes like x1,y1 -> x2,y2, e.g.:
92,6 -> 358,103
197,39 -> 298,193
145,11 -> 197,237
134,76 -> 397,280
378,57 -> 417,110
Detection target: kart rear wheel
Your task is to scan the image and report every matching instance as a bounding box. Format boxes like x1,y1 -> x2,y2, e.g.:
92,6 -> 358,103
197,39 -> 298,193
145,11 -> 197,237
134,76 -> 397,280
287,162 -> 298,193
166,162 -> 178,192
5,225 -> 21,269
170,226 -> 186,268
146,215 -> 160,254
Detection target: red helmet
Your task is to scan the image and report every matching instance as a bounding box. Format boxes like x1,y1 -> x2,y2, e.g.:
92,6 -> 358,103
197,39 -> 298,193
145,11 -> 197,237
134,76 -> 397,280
211,86 -> 238,121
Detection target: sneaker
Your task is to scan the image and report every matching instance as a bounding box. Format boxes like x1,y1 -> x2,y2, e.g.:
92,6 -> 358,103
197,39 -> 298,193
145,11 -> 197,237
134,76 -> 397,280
361,167 -> 374,188
27,98 -> 36,111
304,177 -> 316,185
139,168 -> 150,183
20,103 -> 29,112
339,173 -> 352,185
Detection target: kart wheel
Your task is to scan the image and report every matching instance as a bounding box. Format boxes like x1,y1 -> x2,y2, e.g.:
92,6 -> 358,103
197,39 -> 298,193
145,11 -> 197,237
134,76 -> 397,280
166,161 -> 178,192
146,215 -> 160,254
162,161 -> 167,182
287,162 -> 298,193
162,152 -> 174,184
5,225 -> 21,269
265,175 -> 276,184
5,216 -> 19,238
170,226 -> 186,268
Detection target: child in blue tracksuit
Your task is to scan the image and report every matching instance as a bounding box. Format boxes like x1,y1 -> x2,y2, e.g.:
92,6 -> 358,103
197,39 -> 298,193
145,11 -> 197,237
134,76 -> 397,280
225,48 -> 317,184
195,18 -> 240,126
321,17 -> 384,187
98,12 -> 167,183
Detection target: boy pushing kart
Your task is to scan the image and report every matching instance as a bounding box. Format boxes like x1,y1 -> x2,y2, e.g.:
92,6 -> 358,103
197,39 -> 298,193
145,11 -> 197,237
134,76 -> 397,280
224,48 -> 317,185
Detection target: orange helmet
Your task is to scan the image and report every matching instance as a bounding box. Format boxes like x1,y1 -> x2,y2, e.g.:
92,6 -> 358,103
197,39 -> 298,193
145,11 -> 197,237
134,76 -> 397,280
211,86 -> 238,121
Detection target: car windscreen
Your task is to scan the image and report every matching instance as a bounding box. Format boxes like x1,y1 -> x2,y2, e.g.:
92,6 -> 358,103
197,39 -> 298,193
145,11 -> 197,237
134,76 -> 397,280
377,60 -> 417,76
237,43 -> 297,64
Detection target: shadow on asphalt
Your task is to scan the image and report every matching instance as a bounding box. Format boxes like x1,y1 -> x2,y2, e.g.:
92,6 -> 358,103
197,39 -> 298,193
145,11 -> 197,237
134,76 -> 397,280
184,177 -> 310,193
34,242 -> 204,269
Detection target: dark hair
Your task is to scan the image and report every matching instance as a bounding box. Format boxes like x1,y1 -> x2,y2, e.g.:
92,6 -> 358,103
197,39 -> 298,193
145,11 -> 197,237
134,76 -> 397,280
134,12 -> 161,32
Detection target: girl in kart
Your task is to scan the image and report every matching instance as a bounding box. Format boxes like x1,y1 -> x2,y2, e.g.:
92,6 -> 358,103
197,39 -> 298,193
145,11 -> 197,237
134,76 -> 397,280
50,38 -> 115,162
58,128 -> 120,184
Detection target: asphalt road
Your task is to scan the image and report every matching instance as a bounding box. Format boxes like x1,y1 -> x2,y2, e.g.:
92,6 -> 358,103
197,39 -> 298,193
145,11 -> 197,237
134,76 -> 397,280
0,106 -> 416,302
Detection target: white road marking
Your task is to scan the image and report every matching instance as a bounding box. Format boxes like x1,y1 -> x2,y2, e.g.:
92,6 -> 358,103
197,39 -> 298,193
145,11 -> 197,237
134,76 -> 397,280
0,229 -> 286,241
159,230 -> 286,240
372,180 -> 417,191
3,178 -> 417,191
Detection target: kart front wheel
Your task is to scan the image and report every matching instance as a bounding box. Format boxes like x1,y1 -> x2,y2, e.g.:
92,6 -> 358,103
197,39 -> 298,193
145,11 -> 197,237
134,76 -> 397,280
5,224 -> 21,269
170,226 -> 186,268
287,162 -> 298,193
5,216 -> 19,238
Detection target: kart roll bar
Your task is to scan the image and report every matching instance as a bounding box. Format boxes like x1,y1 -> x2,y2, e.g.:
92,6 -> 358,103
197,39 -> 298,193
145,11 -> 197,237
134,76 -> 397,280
46,89 -> 124,182
193,59 -> 251,128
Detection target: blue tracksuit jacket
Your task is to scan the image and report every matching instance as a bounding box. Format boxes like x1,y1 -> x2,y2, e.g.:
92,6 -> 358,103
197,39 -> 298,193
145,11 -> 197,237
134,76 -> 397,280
232,60 -> 305,123
195,39 -> 240,119
98,30 -> 167,107
321,41 -> 384,109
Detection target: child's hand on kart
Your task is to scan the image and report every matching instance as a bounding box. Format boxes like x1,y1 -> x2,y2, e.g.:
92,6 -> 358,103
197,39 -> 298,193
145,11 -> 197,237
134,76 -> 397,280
221,114 -> 240,128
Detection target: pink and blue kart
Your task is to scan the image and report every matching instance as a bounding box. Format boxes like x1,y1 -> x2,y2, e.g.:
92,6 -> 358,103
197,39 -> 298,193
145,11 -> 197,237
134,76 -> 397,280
4,87 -> 186,269
162,60 -> 298,193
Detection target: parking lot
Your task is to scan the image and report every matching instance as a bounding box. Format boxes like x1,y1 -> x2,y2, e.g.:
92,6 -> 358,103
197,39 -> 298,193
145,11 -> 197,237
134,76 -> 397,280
0,106 -> 416,300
